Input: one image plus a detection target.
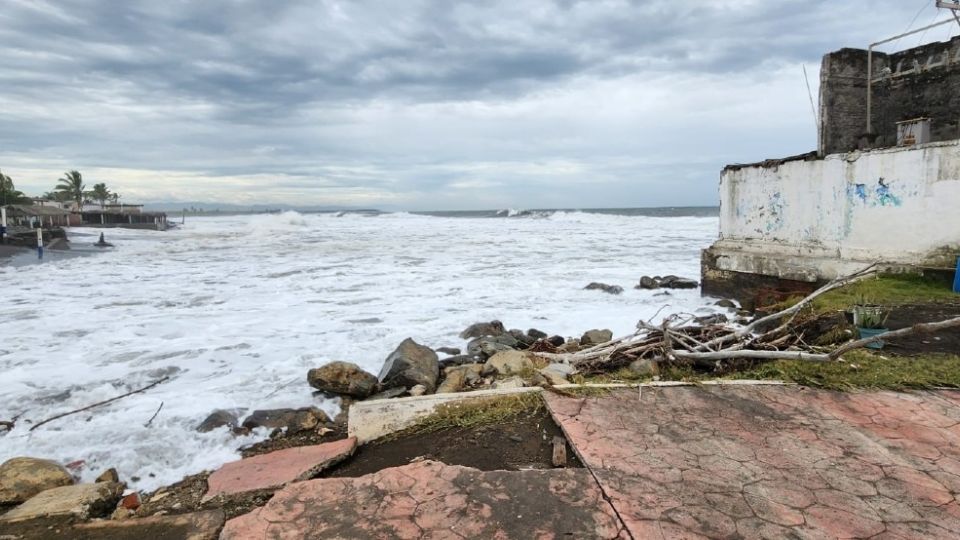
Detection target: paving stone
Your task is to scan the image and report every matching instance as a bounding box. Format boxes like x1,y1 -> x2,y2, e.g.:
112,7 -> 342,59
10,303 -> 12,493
220,460 -> 627,539
544,386 -> 960,539
0,482 -> 123,523
70,510 -> 224,540
202,437 -> 356,502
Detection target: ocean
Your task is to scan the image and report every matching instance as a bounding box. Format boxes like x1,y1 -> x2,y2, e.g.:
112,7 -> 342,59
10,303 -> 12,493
0,208 -> 722,491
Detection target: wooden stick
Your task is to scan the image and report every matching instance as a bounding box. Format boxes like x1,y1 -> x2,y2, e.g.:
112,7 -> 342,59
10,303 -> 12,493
144,401 -> 164,428
828,317 -> 960,359
30,377 -> 171,432
674,350 -> 831,362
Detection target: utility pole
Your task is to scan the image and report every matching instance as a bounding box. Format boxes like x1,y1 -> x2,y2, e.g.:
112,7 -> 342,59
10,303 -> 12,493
937,1 -> 960,27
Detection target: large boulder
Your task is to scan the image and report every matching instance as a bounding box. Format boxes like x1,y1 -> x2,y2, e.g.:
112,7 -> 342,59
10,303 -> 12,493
0,457 -> 75,505
378,338 -> 440,393
467,335 -> 518,358
307,361 -> 378,398
241,408 -> 329,433
483,350 -> 535,377
508,329 -> 536,349
459,320 -> 506,340
580,329 -> 613,347
658,275 -> 699,289
540,363 -> 576,385
636,276 -> 659,289
0,482 -> 123,523
437,364 -> 484,394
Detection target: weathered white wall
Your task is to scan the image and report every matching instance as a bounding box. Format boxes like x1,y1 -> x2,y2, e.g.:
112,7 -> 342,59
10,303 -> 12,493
712,140 -> 960,280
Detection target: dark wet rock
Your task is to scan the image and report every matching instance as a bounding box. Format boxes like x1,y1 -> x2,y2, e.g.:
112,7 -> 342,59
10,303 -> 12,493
636,276 -> 659,289
527,328 -> 548,339
435,347 -> 461,356
0,457 -> 75,504
366,387 -> 407,401
458,320 -> 506,340
94,233 -> 114,248
241,408 -> 329,434
714,299 -> 738,309
438,354 -> 481,368
307,361 -> 378,398
695,313 -> 729,326
508,329 -> 536,349
584,282 -> 624,295
467,335 -> 518,358
546,335 -> 565,347
196,410 -> 239,433
377,338 -> 440,393
580,329 -> 613,347
658,275 -> 699,289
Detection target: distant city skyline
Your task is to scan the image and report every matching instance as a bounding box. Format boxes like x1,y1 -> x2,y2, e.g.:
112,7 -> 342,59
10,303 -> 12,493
1,0 -> 956,210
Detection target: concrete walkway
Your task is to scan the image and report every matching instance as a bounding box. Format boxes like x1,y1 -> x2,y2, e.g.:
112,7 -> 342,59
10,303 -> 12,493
546,386 -> 960,539
220,386 -> 960,539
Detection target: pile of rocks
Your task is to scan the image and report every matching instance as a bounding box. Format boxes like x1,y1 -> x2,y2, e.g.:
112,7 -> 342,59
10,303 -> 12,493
302,320 -> 616,405
635,275 -> 699,290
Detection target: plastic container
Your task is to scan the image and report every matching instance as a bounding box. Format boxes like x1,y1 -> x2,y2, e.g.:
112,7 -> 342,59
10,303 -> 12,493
858,327 -> 888,350
954,257 -> 960,294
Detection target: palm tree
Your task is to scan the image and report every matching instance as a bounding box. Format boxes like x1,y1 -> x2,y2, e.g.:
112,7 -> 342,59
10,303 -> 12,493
110,193 -> 120,205
0,170 -> 12,205
89,183 -> 111,207
57,170 -> 86,211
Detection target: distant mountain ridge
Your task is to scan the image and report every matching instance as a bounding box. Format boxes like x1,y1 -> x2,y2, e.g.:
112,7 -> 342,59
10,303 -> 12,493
142,202 -> 379,213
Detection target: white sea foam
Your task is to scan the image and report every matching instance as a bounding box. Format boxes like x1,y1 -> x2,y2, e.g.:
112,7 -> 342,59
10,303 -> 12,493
0,211 -> 721,491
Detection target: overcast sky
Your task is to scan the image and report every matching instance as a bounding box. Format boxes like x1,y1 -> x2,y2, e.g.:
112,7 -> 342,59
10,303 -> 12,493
0,0 -> 955,210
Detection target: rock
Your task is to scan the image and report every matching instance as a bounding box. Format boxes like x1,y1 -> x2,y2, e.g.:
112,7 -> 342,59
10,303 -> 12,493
636,276 -> 659,289
0,457 -> 75,505
467,335 -> 518,358
557,340 -> 582,353
492,376 -> 526,390
527,328 -> 548,339
409,384 -> 428,397
196,410 -> 239,433
438,364 -> 484,393
435,347 -> 461,356
539,370 -> 568,386
547,335 -> 565,347
96,468 -> 119,484
0,482 -> 124,523
714,299 -> 738,309
629,358 -> 659,377
378,338 -> 440,393
459,320 -> 506,340
580,329 -> 613,347
483,350 -> 534,376
241,408 -> 329,433
120,492 -> 141,510
540,363 -> 576,385
438,354 -> 480,368
658,275 -> 699,289
584,282 -> 624,295
508,329 -> 536,349
695,313 -> 729,326
76,510 -> 225,538
307,361 -> 378,398
365,387 -> 407,401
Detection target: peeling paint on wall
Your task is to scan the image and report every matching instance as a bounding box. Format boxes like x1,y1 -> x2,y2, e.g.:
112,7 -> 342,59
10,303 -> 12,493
875,178 -> 902,207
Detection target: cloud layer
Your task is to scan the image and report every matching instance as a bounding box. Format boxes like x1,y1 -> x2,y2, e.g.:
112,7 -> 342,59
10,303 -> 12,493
0,0 -> 953,209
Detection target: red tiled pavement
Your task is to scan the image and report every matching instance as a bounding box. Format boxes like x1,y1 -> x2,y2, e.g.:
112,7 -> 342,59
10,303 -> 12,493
203,437 -> 357,502
220,459 -> 628,539
545,386 -> 960,539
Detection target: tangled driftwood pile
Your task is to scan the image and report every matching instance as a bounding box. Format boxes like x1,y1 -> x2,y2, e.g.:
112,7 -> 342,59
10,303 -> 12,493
535,264 -> 960,374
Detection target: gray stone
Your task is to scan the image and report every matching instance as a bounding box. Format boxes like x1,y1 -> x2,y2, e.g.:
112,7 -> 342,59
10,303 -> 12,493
366,387 -> 407,401
483,350 -> 535,377
458,320 -> 506,340
409,385 -> 428,397
580,329 -> 613,347
629,358 -> 659,377
0,482 -> 124,523
636,276 -> 659,289
508,329 -> 536,348
547,335 -> 565,347
527,328 -> 548,339
658,275 -> 699,289
584,282 -> 624,295
196,410 -> 239,433
438,354 -> 480,368
0,457 -> 75,505
467,335 -> 518,358
242,408 -> 329,433
307,361 -> 378,398
492,376 -> 526,390
377,338 -> 440,393
539,365 -> 571,385
437,364 -> 484,394
714,299 -> 738,309
436,347 -> 461,356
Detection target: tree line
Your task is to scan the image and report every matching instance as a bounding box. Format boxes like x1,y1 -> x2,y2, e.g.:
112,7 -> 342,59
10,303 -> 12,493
0,169 -> 120,211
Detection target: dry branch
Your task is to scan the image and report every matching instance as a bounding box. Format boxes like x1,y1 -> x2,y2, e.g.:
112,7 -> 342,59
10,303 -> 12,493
30,377 -> 171,432
828,316 -> 960,359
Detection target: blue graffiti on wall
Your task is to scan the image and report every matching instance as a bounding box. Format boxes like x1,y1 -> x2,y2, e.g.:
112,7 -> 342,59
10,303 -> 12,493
875,178 -> 902,207
847,178 -> 902,207
764,191 -> 785,232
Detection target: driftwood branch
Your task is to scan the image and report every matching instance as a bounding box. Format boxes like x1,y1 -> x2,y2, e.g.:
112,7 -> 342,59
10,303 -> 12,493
30,377 -> 171,432
828,316 -> 960,359
674,350 -> 831,362
144,401 -> 164,428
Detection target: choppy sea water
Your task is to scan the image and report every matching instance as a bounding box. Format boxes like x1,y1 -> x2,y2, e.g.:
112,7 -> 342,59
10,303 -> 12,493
0,209 -> 720,490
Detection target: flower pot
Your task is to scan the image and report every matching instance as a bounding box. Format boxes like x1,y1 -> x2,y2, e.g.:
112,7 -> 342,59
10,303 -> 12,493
858,327 -> 888,350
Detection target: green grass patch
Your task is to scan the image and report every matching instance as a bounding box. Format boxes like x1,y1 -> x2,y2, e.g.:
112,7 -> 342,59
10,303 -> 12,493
394,392 -> 544,438
569,367 -> 648,385
726,351 -> 960,391
772,274 -> 957,315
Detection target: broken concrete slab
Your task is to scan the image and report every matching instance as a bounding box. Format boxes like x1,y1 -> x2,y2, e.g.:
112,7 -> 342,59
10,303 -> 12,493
202,438 -> 357,502
0,482 -> 123,523
70,510 -> 224,540
545,386 -> 960,539
220,460 -> 627,539
348,386 -> 541,443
